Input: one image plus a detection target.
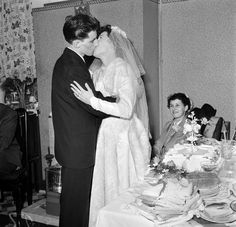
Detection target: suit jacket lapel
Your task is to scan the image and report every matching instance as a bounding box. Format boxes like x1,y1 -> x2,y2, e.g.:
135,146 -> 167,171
64,48 -> 90,72
63,48 -> 94,86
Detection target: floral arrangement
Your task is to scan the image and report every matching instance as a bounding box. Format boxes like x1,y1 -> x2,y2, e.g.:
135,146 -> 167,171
183,111 -> 208,145
148,157 -> 187,180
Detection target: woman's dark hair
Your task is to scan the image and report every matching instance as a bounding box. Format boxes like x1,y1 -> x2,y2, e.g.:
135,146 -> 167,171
98,24 -> 112,37
63,14 -> 100,44
167,93 -> 191,111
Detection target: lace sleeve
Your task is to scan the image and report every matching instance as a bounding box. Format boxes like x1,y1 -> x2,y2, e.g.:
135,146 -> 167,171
90,62 -> 136,119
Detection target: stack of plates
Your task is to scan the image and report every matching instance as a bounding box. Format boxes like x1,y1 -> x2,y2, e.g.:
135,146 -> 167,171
133,185 -> 203,225
200,205 -> 236,223
199,183 -> 236,224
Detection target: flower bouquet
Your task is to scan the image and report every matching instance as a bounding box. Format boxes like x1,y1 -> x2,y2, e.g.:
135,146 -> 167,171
183,112 -> 208,152
145,157 -> 187,185
184,111 -> 208,143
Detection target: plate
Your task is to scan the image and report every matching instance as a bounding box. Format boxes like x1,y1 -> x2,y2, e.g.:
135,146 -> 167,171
230,201 -> 236,212
200,210 -> 236,224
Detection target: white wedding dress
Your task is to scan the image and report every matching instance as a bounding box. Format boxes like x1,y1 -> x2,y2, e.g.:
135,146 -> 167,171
89,58 -> 151,227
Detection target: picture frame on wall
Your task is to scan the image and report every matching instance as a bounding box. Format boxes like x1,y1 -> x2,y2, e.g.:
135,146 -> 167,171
74,1 -> 90,15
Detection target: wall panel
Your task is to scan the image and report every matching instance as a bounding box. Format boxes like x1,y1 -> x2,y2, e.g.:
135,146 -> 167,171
33,0 -> 159,171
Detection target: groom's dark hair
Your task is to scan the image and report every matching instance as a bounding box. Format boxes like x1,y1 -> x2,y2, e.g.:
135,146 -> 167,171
63,14 -> 100,44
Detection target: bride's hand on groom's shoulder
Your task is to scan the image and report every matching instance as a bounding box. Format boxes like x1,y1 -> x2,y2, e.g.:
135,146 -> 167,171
113,96 -> 120,102
70,81 -> 94,105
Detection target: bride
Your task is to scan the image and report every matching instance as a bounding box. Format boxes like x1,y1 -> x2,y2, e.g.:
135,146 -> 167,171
70,25 -> 151,227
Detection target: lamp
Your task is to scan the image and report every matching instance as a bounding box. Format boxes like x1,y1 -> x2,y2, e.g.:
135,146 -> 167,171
74,0 -> 90,15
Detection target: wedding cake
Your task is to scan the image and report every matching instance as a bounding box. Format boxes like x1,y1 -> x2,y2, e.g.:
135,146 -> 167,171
133,177 -> 203,224
133,177 -> 236,225
162,139 -> 221,173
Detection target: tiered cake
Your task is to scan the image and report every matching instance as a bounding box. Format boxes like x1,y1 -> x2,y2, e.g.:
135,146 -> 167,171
162,140 -> 221,173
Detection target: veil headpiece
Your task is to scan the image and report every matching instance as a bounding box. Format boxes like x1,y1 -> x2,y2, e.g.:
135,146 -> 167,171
90,26 -> 151,136
109,26 -> 145,78
90,26 -> 145,77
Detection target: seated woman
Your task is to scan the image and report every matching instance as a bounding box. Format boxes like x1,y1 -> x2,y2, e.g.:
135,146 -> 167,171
153,93 -> 191,159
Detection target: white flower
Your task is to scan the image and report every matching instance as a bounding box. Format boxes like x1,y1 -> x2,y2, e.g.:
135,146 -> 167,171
201,117 -> 208,125
193,124 -> 201,133
152,156 -> 159,167
189,111 -> 195,119
183,111 -> 205,144
172,124 -> 181,132
111,26 -> 127,38
187,135 -> 198,142
183,123 -> 192,134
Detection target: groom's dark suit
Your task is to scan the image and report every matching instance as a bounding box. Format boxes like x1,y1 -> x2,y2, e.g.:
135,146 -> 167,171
51,48 -> 115,227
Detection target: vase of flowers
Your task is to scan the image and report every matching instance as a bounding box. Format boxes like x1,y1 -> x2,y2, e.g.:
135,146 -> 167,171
13,78 -> 26,108
183,111 -> 208,152
3,76 -> 37,109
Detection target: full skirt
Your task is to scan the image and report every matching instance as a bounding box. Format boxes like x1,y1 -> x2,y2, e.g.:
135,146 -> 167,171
89,115 -> 151,227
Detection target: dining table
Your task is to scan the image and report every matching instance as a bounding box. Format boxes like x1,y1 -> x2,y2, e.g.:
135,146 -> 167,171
95,190 -> 203,227
95,147 -> 236,227
95,184 -> 236,227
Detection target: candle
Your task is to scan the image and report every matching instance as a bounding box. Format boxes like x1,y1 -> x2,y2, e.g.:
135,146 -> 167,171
223,131 -> 226,140
221,123 -> 227,140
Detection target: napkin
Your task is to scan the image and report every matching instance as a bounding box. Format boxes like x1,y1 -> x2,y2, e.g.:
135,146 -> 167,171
142,183 -> 163,197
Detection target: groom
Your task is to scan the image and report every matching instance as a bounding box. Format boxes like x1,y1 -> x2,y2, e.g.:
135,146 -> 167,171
51,14 -> 115,227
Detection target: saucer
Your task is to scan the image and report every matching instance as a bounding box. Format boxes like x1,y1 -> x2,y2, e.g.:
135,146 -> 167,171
230,200 -> 236,212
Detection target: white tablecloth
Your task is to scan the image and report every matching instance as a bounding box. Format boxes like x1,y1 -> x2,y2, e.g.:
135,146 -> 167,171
21,199 -> 59,226
95,151 -> 236,227
96,191 -> 203,227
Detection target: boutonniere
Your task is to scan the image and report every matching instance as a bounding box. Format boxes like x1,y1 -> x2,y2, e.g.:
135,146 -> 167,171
172,124 -> 181,132
172,119 -> 183,132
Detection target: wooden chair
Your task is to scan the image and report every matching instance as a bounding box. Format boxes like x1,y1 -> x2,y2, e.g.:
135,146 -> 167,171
0,108 -> 33,227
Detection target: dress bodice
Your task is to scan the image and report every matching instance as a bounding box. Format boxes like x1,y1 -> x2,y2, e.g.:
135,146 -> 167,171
92,58 -> 137,96
90,58 -> 137,119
